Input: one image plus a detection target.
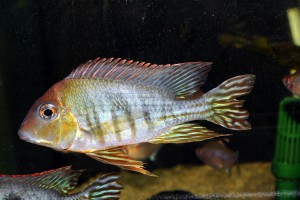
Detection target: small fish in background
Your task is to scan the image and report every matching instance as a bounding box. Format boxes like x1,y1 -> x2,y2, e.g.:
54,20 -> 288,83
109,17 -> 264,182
0,166 -> 123,200
19,57 -> 255,176
195,139 -> 239,176
282,71 -> 300,97
124,143 -> 162,161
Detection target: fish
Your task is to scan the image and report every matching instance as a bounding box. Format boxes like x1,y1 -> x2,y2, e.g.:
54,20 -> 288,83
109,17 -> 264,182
18,57 -> 255,176
123,143 -> 162,161
195,139 -> 239,175
282,71 -> 300,97
0,166 -> 123,200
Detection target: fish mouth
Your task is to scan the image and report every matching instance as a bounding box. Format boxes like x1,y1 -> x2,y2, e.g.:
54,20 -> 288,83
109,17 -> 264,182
18,129 -> 52,146
18,129 -> 34,143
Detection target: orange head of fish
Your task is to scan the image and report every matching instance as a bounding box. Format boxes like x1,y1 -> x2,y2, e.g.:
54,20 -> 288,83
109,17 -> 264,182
18,82 -> 78,151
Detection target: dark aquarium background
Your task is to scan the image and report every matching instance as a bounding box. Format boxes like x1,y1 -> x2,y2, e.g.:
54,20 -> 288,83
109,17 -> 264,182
0,0 -> 294,189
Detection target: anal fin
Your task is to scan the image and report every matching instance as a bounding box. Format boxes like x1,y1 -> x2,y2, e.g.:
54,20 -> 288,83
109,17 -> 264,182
86,147 -> 157,177
150,123 -> 228,144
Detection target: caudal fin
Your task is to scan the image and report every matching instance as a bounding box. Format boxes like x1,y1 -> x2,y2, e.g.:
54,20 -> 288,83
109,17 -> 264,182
203,74 -> 255,130
78,173 -> 123,200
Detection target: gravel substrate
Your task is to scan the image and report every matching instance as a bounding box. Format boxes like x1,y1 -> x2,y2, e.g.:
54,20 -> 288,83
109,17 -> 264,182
119,162 -> 275,200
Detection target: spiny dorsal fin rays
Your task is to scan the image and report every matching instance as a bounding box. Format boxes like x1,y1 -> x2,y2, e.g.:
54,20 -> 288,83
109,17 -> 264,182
0,166 -> 83,195
66,57 -> 212,98
98,58 -> 120,77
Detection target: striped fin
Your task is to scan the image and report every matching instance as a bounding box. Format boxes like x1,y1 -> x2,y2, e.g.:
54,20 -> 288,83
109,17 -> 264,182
66,57 -> 212,98
86,147 -> 157,177
78,173 -> 123,200
203,74 -> 255,130
150,123 -> 227,144
0,166 -> 82,194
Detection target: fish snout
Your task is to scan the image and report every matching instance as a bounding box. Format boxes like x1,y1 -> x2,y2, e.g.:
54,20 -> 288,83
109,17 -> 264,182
18,118 -> 45,144
18,122 -> 40,144
18,129 -> 34,143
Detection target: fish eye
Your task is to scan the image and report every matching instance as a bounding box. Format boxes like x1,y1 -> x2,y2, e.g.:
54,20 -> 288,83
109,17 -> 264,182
39,103 -> 58,120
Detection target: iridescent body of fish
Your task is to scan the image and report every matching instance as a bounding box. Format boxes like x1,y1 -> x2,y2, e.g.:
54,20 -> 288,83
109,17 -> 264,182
0,166 -> 123,200
196,140 -> 238,171
18,57 -> 255,176
282,71 -> 300,97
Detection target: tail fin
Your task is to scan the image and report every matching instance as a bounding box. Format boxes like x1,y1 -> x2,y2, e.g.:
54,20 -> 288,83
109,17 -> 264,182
202,74 -> 255,130
78,173 -> 123,200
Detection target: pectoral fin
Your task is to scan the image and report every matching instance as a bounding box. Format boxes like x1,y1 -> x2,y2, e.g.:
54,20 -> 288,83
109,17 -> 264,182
150,123 -> 228,144
86,147 -> 157,177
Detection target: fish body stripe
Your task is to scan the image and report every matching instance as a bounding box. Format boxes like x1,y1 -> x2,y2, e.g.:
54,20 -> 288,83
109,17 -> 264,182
83,102 -> 93,132
77,100 -> 106,145
143,108 -> 152,131
92,102 -> 105,144
110,107 -> 122,142
125,106 -> 137,140
139,96 -> 154,133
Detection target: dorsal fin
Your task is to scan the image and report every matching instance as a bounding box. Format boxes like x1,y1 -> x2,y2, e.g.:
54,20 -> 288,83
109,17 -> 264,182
0,166 -> 83,194
66,57 -> 212,98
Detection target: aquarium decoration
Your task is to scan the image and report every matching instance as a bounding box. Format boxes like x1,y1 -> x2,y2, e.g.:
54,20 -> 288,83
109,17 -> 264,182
272,97 -> 300,199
